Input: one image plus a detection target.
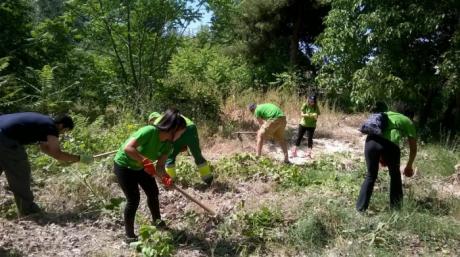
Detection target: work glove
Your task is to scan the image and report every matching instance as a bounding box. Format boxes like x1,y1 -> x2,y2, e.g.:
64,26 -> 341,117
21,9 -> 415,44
79,154 -> 94,164
161,173 -> 174,188
198,162 -> 213,186
165,164 -> 177,179
142,158 -> 156,176
379,156 -> 387,167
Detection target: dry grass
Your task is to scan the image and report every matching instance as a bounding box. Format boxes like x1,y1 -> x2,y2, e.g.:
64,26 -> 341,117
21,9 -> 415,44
200,90 -> 367,148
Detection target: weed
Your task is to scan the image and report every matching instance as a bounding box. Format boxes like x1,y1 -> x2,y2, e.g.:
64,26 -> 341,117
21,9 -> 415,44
240,207 -> 284,243
416,143 -> 459,177
130,225 -> 175,257
0,199 -> 17,219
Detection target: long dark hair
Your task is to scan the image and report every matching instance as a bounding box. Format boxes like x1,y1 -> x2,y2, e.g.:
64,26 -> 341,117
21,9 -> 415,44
155,108 -> 186,132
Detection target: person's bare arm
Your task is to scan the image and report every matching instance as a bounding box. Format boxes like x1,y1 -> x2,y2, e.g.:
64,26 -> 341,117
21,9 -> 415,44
406,138 -> 417,168
40,135 -> 80,162
124,139 -> 147,164
256,132 -> 264,157
257,117 -> 264,126
155,154 -> 168,175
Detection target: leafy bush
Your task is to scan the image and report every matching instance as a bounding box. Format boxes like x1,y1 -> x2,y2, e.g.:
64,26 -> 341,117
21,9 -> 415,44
167,41 -> 252,99
154,78 -> 221,125
130,225 -> 175,257
240,207 -> 283,242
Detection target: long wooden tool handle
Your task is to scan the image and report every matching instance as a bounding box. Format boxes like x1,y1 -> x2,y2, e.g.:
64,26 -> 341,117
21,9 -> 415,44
172,185 -> 216,216
232,131 -> 257,134
93,150 -> 118,158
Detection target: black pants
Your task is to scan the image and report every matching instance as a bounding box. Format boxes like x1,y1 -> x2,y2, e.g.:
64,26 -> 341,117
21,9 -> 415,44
113,163 -> 161,237
295,125 -> 315,148
356,135 -> 402,212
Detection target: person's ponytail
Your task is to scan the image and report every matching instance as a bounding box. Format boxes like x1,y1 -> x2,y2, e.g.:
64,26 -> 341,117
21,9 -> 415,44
155,108 -> 186,132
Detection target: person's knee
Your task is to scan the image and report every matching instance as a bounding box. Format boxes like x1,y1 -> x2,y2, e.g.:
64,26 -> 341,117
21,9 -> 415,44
257,132 -> 264,141
126,195 -> 140,208
365,172 -> 378,182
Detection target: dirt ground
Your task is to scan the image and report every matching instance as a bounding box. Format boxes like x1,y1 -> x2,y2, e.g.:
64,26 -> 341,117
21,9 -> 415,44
0,119 -> 458,257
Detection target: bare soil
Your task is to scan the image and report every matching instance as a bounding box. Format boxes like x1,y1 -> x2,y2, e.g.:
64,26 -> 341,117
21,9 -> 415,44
1,118 -> 458,257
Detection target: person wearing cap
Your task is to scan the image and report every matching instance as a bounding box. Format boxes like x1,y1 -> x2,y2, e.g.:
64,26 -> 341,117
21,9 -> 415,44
148,112 -> 213,186
0,112 -> 94,216
248,103 -> 289,163
291,95 -> 320,158
356,102 -> 417,212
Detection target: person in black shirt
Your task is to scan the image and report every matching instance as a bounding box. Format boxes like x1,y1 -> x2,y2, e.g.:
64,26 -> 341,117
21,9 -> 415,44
0,112 -> 93,216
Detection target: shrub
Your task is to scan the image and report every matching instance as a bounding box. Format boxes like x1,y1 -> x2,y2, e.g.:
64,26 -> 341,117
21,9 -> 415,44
130,225 -> 175,257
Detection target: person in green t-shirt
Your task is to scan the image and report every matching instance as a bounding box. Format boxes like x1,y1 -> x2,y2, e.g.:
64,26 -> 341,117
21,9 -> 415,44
148,112 -> 213,186
248,103 -> 289,163
113,108 -> 187,242
356,102 -> 418,212
291,95 -> 320,158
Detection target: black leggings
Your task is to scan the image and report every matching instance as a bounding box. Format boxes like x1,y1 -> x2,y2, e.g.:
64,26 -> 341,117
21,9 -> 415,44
114,163 -> 160,237
356,135 -> 402,212
295,125 -> 315,148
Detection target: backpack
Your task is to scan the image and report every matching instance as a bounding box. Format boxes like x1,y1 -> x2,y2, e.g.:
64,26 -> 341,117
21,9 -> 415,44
359,112 -> 389,136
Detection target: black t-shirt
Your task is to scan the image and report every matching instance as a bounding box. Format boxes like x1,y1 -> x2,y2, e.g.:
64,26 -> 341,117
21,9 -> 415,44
0,112 -> 59,145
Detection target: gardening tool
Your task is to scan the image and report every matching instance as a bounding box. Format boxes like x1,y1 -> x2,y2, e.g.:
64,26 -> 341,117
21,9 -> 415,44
172,184 -> 217,216
233,131 -> 257,148
93,150 -> 118,158
146,162 -> 217,216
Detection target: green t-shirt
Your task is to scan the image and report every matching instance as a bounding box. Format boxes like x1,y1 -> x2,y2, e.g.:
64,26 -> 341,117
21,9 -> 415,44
114,126 -> 172,170
154,114 -> 194,126
382,111 -> 416,145
300,103 -> 320,127
254,103 -> 285,120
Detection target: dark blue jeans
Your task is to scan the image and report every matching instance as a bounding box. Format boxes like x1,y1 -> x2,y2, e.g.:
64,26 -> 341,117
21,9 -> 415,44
356,135 -> 402,212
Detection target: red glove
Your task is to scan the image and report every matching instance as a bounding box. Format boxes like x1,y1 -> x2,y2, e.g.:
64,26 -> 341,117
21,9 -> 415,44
143,158 -> 156,176
161,174 -> 173,188
379,156 -> 387,167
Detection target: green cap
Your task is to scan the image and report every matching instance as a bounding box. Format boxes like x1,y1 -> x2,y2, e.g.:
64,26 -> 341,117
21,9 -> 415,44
148,112 -> 161,122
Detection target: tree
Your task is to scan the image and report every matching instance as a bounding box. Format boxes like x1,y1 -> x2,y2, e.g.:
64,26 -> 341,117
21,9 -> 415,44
0,0 -> 35,112
207,0 -> 329,83
66,0 -> 201,110
314,0 -> 460,130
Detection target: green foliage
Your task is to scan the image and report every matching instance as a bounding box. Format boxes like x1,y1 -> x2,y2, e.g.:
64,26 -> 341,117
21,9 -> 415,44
65,0 -> 200,111
173,160 -> 202,187
130,225 -> 175,257
155,77 -> 221,123
289,214 -> 331,249
0,199 -> 18,219
240,207 -> 283,242
314,0 -> 460,129
167,41 -> 252,99
207,0 -> 328,83
269,69 -> 315,95
416,143 -> 459,177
